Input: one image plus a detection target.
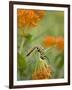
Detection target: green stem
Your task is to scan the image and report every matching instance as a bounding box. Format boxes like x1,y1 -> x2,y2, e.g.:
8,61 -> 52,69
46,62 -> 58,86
19,26 -> 29,54
19,38 -> 25,54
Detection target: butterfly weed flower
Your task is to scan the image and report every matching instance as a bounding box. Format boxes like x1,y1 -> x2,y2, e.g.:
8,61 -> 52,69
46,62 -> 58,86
43,36 -> 64,51
17,10 -> 45,53
32,58 -> 53,80
17,9 -> 45,29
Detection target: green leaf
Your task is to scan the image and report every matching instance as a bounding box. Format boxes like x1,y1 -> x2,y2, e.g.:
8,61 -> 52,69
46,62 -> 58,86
53,53 -> 64,78
54,53 -> 64,68
17,53 -> 27,69
17,52 -> 27,80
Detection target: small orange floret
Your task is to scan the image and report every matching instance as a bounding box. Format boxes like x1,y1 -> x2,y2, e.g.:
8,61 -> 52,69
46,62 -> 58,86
17,9 -> 25,16
43,36 -> 56,47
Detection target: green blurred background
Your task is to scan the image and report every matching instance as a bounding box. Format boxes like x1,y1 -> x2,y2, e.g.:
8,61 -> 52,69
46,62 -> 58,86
17,10 -> 64,80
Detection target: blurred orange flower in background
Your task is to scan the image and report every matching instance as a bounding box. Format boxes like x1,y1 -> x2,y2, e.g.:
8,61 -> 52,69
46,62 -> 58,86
17,9 -> 45,29
43,36 -> 56,47
43,36 -> 64,51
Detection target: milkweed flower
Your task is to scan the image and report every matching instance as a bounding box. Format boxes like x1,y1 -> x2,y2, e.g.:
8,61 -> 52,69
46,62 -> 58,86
32,59 -> 53,80
17,9 -> 45,29
43,36 -> 64,51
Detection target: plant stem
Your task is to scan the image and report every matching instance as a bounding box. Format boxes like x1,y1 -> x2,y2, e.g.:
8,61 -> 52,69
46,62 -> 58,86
19,38 -> 25,54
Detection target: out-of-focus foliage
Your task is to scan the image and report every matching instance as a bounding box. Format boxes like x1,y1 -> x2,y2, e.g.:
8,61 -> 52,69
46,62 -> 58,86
17,10 -> 64,80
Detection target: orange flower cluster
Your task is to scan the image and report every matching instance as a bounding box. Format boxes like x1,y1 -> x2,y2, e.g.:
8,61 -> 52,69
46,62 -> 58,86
32,59 -> 52,80
17,9 -> 45,28
43,36 -> 64,50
